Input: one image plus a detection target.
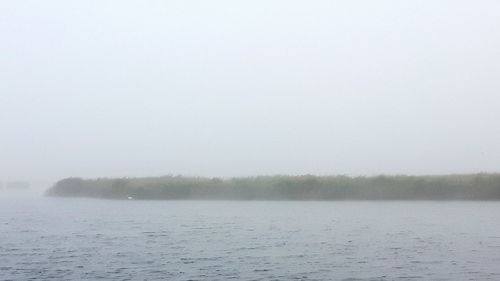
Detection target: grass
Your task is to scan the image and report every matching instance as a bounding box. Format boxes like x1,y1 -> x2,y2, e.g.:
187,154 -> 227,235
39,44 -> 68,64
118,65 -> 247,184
46,173 -> 500,200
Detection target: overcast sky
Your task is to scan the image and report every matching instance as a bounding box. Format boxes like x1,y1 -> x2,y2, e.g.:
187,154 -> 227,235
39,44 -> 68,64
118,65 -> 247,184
1,0 -> 500,183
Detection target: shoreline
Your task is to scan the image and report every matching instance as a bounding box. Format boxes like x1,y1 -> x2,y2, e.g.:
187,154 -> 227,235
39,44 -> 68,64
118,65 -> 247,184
45,173 -> 500,201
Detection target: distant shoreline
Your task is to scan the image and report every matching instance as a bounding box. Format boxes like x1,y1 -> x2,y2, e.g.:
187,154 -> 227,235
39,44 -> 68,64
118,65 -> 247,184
45,173 -> 500,201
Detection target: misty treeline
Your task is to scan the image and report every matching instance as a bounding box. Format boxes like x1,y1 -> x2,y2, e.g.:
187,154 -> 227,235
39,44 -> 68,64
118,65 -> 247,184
45,174 -> 500,200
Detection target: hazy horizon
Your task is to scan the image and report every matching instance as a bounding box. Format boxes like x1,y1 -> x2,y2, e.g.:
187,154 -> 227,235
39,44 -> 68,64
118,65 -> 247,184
1,0 -> 500,184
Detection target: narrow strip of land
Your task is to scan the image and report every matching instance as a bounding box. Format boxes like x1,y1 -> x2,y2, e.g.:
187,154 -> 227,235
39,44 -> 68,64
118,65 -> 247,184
46,173 -> 500,200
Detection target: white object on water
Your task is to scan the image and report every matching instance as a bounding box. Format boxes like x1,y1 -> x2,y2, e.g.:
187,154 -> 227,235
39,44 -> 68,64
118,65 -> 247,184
127,196 -> 134,200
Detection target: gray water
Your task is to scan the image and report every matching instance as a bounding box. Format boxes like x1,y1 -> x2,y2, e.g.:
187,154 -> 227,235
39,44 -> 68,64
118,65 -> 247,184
1,195 -> 500,281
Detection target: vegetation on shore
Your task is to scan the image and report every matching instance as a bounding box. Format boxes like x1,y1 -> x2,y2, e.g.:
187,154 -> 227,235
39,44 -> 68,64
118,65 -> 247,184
45,173 -> 500,200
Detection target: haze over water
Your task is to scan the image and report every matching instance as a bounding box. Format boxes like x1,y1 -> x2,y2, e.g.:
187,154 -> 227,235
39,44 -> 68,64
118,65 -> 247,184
2,196 -> 500,281
1,0 -> 500,183
2,1 -> 500,280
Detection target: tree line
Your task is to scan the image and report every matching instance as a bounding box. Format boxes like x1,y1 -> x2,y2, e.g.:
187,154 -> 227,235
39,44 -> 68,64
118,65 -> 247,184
45,173 -> 500,200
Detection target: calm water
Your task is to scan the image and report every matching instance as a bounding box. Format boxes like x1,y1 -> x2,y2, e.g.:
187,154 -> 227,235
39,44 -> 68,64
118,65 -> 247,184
1,195 -> 500,281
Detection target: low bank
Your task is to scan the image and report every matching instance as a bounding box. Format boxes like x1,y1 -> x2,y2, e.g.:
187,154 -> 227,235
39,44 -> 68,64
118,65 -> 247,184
45,174 -> 500,200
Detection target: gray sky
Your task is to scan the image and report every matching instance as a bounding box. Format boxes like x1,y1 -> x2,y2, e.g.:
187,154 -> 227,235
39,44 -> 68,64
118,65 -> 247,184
1,0 -> 500,183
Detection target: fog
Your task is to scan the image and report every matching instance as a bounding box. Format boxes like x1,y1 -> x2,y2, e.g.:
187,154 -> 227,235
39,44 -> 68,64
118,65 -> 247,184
1,0 -> 500,186
2,3 -> 500,280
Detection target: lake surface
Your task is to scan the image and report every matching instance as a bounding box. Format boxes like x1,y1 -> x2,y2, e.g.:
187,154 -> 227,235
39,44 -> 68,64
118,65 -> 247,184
1,195 -> 500,280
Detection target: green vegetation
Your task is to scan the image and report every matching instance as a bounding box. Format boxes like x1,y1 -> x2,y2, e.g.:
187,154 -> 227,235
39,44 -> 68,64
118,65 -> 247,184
45,173 -> 500,200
